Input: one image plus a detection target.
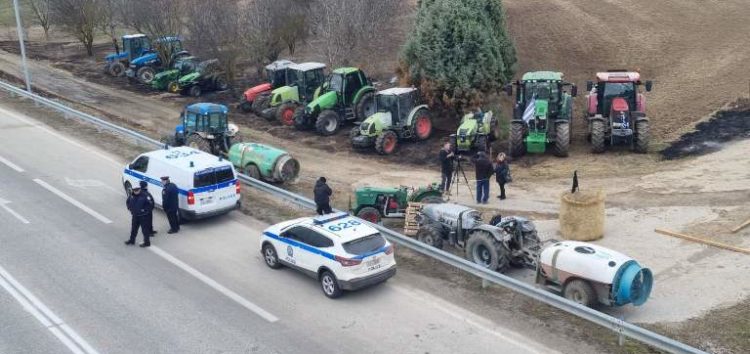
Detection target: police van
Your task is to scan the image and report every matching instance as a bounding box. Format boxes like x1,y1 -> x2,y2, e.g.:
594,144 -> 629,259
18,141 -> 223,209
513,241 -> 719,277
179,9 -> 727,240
122,146 -> 241,220
260,212 -> 397,298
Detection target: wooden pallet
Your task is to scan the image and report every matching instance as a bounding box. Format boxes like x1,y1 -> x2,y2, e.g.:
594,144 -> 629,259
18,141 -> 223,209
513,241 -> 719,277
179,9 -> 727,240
403,202 -> 424,236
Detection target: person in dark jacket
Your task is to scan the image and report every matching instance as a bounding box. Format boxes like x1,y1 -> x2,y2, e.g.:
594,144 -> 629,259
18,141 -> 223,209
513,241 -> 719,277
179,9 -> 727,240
494,153 -> 511,200
474,151 -> 494,204
139,180 -> 157,236
161,176 -> 180,234
125,186 -> 154,247
313,177 -> 333,215
439,142 -> 455,194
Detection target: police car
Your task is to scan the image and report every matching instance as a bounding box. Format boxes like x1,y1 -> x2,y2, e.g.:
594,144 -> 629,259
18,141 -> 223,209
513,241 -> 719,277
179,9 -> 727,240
260,212 -> 397,298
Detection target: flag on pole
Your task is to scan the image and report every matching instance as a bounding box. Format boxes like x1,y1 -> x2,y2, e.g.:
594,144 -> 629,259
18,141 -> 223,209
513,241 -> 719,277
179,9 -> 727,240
522,96 -> 536,123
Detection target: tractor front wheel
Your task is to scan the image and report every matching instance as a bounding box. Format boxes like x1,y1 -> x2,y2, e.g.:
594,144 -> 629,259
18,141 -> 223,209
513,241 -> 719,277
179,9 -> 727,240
188,85 -> 202,97
109,62 -> 126,77
356,206 -> 381,224
590,120 -> 606,153
167,81 -> 181,94
185,134 -> 211,153
465,230 -> 509,272
252,95 -> 270,116
215,75 -> 229,91
411,109 -> 433,141
635,120 -> 649,153
553,122 -> 570,157
509,122 -> 525,157
355,91 -> 376,121
137,66 -> 156,84
375,130 -> 399,155
293,107 -> 310,131
416,225 -> 444,249
239,101 -> 252,113
276,103 -> 297,126
315,110 -> 340,136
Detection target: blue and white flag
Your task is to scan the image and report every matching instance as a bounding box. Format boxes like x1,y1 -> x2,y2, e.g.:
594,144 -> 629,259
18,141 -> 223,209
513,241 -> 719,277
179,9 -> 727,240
522,96 -> 536,123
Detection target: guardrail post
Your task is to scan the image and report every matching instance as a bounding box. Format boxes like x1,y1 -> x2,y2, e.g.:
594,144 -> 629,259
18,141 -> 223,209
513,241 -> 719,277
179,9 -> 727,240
616,316 -> 625,346
482,279 -> 489,289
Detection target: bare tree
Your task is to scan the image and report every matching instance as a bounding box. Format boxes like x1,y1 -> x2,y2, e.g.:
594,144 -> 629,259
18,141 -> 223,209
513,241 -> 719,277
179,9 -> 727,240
311,0 -> 402,67
27,0 -> 52,40
119,0 -> 185,67
183,0 -> 242,80
50,0 -> 106,56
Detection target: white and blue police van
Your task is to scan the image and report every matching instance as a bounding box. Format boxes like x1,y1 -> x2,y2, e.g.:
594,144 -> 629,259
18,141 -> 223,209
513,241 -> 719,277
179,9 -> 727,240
260,212 -> 397,298
121,146 -> 241,220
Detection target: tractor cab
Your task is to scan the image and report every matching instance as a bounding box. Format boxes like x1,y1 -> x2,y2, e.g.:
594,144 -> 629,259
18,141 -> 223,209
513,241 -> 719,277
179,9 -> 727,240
373,87 -> 418,125
267,60 -> 294,89
352,183 -> 443,223
122,34 -> 150,62
587,71 -> 652,118
284,62 -> 327,103
326,68 -> 369,106
180,103 -> 229,136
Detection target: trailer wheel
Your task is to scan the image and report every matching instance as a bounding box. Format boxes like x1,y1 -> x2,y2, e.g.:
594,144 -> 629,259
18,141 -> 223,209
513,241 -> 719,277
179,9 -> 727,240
243,164 -> 261,180
563,279 -> 596,307
416,225 -> 444,249
465,230 -> 509,272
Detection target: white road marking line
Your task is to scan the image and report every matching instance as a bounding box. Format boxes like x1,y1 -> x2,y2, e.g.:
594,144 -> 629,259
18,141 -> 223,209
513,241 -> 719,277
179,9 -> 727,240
392,285 -> 558,354
0,264 -> 99,354
0,201 -> 30,224
149,246 -> 279,323
33,179 -> 112,224
0,107 -> 123,167
0,155 -> 25,172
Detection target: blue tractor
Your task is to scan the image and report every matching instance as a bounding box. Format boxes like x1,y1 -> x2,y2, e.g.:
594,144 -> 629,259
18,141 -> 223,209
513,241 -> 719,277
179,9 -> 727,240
103,34 -> 150,77
125,36 -> 189,85
161,103 -> 243,155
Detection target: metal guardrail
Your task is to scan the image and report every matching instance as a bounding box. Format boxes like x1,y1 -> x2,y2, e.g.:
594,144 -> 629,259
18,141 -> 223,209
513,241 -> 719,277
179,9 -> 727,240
0,80 -> 706,354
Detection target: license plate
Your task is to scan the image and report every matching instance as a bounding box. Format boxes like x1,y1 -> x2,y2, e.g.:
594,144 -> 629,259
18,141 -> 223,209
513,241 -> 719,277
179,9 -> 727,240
365,257 -> 380,267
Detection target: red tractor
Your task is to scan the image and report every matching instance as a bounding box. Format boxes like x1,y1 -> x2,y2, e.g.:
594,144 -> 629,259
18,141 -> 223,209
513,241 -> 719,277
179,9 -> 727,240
585,70 -> 653,153
238,60 -> 294,113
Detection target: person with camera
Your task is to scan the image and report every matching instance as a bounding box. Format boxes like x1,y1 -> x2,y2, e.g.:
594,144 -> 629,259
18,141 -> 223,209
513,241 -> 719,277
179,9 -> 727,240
439,142 -> 455,195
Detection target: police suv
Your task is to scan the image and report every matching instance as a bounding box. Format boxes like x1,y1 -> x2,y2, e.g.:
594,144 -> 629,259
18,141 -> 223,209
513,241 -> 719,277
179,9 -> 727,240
122,146 -> 241,220
260,212 -> 397,298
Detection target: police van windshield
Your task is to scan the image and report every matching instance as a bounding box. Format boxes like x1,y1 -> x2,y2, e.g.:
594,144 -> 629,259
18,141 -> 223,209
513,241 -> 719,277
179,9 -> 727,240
342,233 -> 386,255
194,166 -> 234,188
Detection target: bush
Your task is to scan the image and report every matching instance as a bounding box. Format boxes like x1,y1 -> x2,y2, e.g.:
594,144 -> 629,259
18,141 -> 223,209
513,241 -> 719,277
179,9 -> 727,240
400,0 -> 517,113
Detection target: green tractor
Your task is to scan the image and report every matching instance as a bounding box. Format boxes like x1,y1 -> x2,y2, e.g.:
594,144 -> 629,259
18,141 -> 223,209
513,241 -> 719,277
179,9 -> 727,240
259,62 -> 327,126
505,71 -> 577,157
293,67 -> 376,136
167,59 -> 229,97
351,184 -> 444,224
350,87 -> 433,155
451,110 -> 501,153
150,56 -> 199,91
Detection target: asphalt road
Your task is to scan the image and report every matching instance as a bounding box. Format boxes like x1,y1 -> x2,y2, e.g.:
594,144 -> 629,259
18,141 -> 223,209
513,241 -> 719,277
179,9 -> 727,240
0,104 -> 557,354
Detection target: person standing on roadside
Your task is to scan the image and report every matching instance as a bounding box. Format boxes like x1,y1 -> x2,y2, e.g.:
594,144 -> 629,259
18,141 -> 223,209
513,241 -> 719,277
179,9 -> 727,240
125,186 -> 153,248
473,151 -> 494,204
314,177 -> 333,215
139,180 -> 157,236
439,142 -> 455,195
161,176 -> 180,234
495,152 -> 511,200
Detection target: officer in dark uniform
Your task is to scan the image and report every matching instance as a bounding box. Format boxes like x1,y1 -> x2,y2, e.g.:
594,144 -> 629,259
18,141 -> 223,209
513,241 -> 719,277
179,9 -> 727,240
139,180 -> 157,236
125,185 -> 154,247
160,176 -> 180,234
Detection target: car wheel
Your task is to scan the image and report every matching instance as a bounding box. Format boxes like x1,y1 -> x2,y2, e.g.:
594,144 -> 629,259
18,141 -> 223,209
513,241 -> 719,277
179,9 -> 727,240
320,271 -> 343,299
123,181 -> 133,197
262,244 -> 282,269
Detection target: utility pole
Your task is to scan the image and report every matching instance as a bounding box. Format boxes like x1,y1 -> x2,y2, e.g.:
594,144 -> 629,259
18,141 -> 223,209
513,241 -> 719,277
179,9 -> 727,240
12,0 -> 32,93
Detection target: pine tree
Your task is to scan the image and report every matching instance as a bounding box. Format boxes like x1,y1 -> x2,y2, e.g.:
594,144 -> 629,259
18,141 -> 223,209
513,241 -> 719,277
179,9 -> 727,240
401,0 -> 517,111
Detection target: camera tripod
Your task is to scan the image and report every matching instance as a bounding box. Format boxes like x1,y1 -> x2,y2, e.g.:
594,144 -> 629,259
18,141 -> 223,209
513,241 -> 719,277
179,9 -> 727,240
450,155 -> 472,199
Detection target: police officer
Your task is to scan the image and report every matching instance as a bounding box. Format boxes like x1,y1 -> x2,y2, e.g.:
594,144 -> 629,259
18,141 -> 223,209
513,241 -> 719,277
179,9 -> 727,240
139,180 -> 157,236
313,177 -> 333,215
125,186 -> 154,247
161,176 -> 180,234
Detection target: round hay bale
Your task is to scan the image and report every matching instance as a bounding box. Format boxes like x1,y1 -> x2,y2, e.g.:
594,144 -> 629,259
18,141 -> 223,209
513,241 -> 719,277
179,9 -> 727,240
559,190 -> 605,241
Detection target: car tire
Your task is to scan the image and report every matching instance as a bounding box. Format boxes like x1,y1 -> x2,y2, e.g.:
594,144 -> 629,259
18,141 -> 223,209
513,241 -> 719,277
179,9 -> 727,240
563,279 -> 596,307
320,271 -> 343,299
262,244 -> 282,269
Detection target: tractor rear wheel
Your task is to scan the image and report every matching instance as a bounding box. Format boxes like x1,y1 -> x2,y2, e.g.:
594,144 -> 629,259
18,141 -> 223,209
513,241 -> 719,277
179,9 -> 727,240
188,85 -> 202,97
509,122 -> 525,157
137,66 -> 156,84
252,95 -> 270,116
243,164 -> 261,180
185,134 -> 211,153
355,91 -> 376,121
375,130 -> 399,155
553,122 -> 570,157
465,230 -> 509,272
410,109 -> 433,141
276,102 -> 297,126
416,225 -> 444,249
590,120 -> 606,153
563,279 -> 596,307
214,75 -> 229,91
356,206 -> 381,224
239,101 -> 253,113
293,107 -> 311,131
109,62 -> 126,77
315,110 -> 340,136
634,120 -> 649,153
